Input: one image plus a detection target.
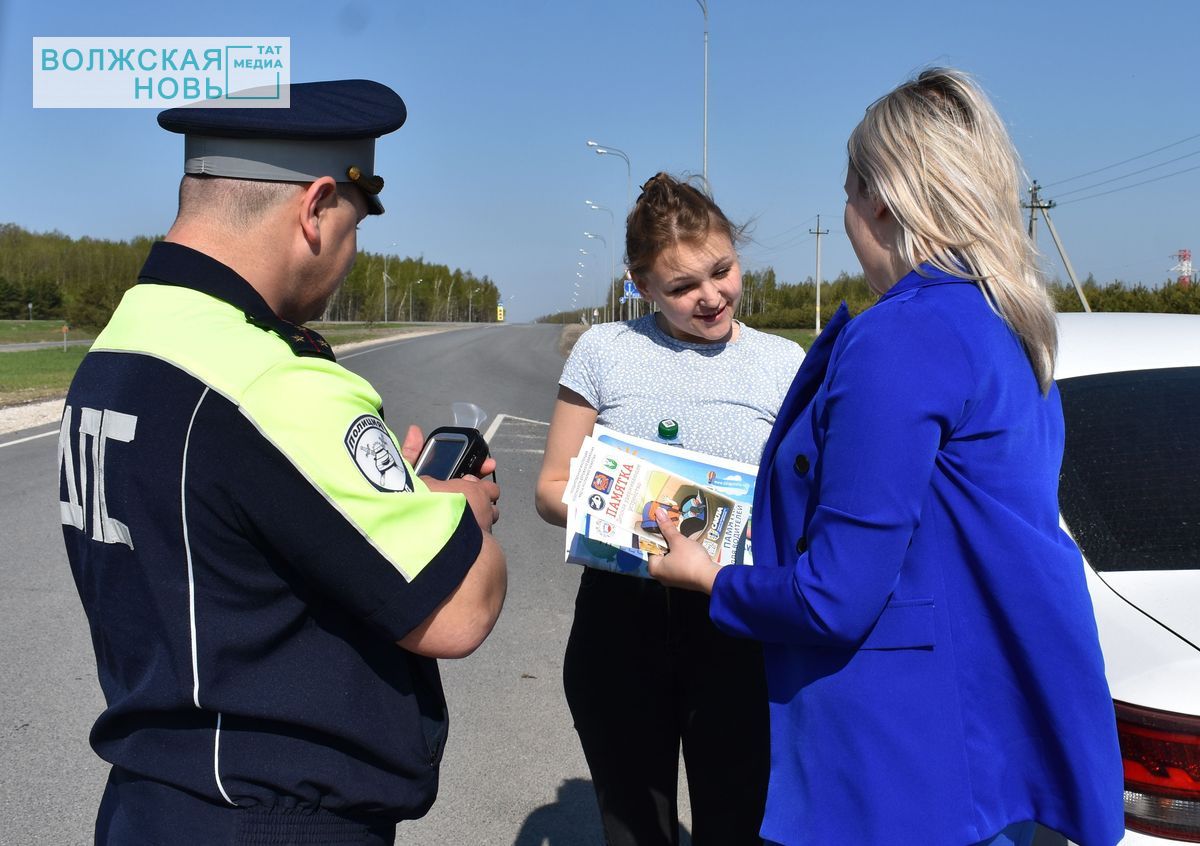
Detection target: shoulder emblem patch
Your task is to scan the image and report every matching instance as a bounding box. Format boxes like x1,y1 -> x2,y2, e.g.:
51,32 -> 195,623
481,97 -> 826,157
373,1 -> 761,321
345,415 -> 412,492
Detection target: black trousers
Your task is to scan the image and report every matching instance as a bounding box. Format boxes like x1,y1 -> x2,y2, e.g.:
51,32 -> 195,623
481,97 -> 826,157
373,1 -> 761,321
563,568 -> 770,846
96,766 -> 398,846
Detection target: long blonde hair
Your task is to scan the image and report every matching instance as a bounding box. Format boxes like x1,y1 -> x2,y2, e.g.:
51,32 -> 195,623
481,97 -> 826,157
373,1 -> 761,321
847,67 -> 1057,393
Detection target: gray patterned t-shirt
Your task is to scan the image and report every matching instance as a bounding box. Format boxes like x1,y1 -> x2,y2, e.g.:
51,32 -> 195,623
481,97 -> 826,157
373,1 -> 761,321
559,314 -> 805,466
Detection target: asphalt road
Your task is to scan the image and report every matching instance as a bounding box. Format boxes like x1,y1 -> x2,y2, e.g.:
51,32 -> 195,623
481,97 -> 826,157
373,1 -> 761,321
0,323 -> 693,845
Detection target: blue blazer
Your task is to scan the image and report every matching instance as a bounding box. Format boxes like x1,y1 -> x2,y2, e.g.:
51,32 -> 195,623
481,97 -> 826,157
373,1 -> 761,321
711,266 -> 1124,846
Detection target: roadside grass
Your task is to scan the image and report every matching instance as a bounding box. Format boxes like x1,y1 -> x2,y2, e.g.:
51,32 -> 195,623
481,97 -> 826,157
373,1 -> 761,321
0,322 -> 430,408
763,328 -> 818,349
0,346 -> 90,406
0,319 -> 96,344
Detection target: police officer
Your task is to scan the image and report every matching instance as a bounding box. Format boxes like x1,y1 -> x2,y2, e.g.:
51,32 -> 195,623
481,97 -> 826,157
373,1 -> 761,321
57,79 -> 506,845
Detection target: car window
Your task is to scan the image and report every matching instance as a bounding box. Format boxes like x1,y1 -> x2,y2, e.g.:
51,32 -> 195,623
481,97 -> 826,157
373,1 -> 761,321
1058,366 -> 1200,572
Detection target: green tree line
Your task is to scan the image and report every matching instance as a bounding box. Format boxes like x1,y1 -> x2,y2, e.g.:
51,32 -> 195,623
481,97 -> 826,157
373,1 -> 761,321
742,268 -> 1200,324
0,223 -> 501,328
539,267 -> 1200,325
326,251 -> 499,325
536,269 -> 887,326
1048,272 -> 1200,313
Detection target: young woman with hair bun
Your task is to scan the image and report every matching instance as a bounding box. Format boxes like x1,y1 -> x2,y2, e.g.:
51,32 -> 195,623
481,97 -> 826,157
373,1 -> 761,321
536,173 -> 803,846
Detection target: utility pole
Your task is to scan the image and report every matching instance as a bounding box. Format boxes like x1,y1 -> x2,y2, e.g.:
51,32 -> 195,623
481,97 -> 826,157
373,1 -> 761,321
1023,181 -> 1091,312
810,214 -> 829,332
382,255 -> 389,323
1026,181 -> 1043,249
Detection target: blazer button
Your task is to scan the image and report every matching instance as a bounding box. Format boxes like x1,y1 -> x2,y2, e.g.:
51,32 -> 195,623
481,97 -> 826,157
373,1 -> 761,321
796,536 -> 807,554
793,454 -> 810,475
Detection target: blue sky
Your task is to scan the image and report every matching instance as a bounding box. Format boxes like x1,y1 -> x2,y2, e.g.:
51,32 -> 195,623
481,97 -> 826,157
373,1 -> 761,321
1,1 -> 1196,322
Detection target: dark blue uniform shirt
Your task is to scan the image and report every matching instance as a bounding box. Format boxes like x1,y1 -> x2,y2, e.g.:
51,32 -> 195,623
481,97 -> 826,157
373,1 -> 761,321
59,242 -> 481,831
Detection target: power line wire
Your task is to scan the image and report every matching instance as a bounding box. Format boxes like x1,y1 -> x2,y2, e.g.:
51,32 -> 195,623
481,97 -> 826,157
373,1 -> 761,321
757,214 -> 820,242
1054,146 -> 1200,198
753,231 -> 816,253
1041,130 -> 1200,189
1057,162 -> 1200,206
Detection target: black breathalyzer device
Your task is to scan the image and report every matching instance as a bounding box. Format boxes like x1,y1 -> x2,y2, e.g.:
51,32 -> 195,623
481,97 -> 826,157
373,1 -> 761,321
412,426 -> 490,480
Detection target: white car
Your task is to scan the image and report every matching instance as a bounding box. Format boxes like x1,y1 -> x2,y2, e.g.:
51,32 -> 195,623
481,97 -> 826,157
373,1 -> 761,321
1056,312 -> 1200,843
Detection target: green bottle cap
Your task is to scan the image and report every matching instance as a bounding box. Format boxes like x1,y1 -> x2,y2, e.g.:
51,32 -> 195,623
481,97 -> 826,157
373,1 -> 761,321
657,418 -> 679,441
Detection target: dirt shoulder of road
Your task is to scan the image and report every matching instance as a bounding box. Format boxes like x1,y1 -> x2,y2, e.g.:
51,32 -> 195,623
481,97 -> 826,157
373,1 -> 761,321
0,327 -> 456,437
558,323 -> 588,357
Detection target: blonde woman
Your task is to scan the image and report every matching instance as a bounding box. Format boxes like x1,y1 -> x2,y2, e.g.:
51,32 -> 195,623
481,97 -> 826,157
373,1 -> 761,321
648,69 -> 1124,846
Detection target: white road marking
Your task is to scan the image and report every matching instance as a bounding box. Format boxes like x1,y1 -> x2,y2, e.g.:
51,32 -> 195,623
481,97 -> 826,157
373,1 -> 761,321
0,428 -> 58,449
485,413 -> 549,441
337,339 -> 417,360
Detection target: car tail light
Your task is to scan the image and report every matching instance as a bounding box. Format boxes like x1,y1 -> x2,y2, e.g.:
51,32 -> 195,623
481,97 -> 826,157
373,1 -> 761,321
1117,700 -> 1200,840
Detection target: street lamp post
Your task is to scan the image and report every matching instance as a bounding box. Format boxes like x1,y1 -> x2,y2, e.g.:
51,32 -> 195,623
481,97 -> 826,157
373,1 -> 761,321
382,241 -> 398,323
586,140 -> 632,211
409,278 -> 423,322
578,251 -> 596,318
585,200 -> 618,319
584,232 -> 611,322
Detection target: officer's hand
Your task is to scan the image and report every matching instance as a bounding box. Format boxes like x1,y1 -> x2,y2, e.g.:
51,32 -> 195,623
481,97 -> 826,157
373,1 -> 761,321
647,507 -> 718,594
425,475 -> 500,532
401,425 -> 425,465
